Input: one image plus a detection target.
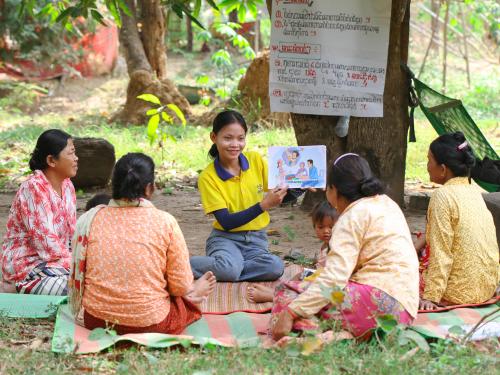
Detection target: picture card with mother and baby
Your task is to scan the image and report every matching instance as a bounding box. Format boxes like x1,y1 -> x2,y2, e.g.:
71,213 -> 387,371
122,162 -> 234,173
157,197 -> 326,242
268,145 -> 327,189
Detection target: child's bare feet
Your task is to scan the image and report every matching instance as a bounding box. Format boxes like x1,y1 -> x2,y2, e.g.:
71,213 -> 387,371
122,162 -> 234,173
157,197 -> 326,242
246,284 -> 274,303
185,271 -> 216,304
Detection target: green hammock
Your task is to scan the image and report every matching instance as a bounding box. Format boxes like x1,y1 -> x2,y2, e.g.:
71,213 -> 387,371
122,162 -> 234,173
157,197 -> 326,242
412,78 -> 499,192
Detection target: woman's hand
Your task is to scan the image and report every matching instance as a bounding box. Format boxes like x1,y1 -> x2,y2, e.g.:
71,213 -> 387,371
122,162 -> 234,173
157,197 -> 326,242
261,187 -> 287,211
419,298 -> 439,311
271,310 -> 295,341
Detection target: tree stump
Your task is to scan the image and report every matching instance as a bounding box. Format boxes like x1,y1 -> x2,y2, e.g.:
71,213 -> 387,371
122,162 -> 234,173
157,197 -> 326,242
72,138 -> 116,189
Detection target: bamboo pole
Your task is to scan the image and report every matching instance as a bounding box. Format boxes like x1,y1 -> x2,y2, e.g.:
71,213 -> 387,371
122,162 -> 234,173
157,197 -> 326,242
459,3 -> 471,88
417,2 -> 496,62
442,0 -> 450,93
411,21 -> 462,59
418,0 -> 441,77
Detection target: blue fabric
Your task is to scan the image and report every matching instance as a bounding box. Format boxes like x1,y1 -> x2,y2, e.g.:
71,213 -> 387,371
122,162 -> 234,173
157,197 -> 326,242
214,154 -> 250,181
213,203 -> 264,231
308,165 -> 319,180
190,229 -> 284,282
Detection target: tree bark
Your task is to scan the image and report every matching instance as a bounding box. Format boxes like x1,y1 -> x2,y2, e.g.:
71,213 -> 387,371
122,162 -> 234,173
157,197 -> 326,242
267,0 -> 411,207
139,0 -> 167,80
112,0 -> 191,125
186,16 -> 193,52
119,0 -> 152,75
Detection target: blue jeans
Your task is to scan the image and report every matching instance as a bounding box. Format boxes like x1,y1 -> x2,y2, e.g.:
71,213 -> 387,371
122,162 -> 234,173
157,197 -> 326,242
190,229 -> 284,282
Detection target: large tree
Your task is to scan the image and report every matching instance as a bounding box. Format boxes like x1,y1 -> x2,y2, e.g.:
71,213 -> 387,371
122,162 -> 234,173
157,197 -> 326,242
266,0 -> 411,207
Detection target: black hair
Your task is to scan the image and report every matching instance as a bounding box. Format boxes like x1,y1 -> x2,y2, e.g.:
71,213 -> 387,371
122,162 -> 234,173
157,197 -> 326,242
327,154 -> 385,202
310,201 -> 338,226
429,132 -> 475,179
292,150 -> 299,157
112,153 -> 155,200
29,129 -> 72,171
85,193 -> 111,211
307,159 -> 313,164
208,110 -> 248,159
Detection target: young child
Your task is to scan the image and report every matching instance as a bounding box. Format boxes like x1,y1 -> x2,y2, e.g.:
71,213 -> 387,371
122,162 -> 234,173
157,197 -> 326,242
246,200 -> 339,303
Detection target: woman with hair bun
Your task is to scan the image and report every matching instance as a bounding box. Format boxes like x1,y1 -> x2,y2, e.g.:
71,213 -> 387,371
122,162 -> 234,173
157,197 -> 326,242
271,154 -> 419,340
69,153 -> 215,334
417,132 -> 499,310
1,129 -> 78,295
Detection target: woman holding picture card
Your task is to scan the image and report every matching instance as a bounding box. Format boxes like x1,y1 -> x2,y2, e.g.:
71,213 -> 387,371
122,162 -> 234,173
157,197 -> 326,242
190,110 -> 292,282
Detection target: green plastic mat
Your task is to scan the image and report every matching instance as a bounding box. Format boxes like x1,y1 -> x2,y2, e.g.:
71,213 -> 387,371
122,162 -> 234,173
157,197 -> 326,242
0,293 -> 67,318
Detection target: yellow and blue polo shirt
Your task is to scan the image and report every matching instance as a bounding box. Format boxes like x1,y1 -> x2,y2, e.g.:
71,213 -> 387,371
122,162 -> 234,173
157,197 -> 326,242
198,151 -> 269,232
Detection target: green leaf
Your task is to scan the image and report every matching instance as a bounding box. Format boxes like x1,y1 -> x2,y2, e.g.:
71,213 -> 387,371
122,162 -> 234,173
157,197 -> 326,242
196,74 -> 210,86
161,111 -> 173,123
88,328 -> 109,341
147,114 -> 160,141
146,108 -> 159,116
232,34 -> 249,49
196,30 -> 212,42
90,9 -> 108,27
238,5 -> 247,23
117,0 -> 132,17
212,49 -> 232,68
448,325 -> 466,335
398,330 -> 430,352
215,23 -> 237,38
205,0 -> 220,10
167,104 -> 186,126
179,338 -> 192,348
376,315 -> 398,333
193,0 -> 202,18
171,3 -> 205,29
137,93 -> 161,105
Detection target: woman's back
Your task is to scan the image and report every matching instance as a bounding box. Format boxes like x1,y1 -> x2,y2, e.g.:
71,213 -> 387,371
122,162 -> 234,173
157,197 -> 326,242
335,194 -> 419,316
83,203 -> 193,327
425,177 -> 499,304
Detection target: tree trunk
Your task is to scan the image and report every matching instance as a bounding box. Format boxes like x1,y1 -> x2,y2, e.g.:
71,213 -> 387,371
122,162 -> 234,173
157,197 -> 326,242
186,16 -> 193,52
140,0 -> 167,80
267,0 -> 411,208
112,0 -> 190,124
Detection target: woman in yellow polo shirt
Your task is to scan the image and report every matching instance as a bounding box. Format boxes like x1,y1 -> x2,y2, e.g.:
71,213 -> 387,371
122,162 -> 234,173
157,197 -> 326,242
190,110 -> 288,282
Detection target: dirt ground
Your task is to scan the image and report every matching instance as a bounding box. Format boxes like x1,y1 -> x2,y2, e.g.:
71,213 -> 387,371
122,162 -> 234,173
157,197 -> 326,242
0,188 -> 426,260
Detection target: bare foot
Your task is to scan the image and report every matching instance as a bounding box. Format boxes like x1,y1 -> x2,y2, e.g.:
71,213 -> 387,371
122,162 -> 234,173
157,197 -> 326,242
185,271 -> 216,304
246,284 -> 274,303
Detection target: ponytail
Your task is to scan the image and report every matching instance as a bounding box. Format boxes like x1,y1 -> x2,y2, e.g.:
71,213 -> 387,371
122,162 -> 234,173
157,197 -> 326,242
112,153 -> 155,200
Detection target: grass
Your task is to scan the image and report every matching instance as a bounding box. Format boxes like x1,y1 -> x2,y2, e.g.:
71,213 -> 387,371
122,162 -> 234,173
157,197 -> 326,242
0,113 -> 296,190
1,110 -> 497,189
0,313 -> 498,374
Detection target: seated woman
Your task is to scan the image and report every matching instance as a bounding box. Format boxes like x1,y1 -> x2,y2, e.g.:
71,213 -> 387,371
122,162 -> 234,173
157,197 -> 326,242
1,129 -> 77,295
418,132 -> 499,310
69,153 -> 215,334
271,153 -> 419,341
190,110 -> 286,282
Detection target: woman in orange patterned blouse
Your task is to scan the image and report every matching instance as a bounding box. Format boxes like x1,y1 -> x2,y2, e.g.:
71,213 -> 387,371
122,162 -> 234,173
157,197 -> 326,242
419,132 -> 499,310
69,153 -> 216,334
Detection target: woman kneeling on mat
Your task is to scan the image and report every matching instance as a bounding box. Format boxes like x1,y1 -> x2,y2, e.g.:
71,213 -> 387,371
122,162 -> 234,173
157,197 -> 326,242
416,132 -> 499,311
190,110 -> 286,282
69,153 -> 215,334
1,129 -> 78,295
271,154 -> 419,341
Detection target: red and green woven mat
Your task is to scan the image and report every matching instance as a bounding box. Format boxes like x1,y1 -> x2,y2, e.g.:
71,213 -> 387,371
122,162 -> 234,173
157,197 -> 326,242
51,304 -> 270,354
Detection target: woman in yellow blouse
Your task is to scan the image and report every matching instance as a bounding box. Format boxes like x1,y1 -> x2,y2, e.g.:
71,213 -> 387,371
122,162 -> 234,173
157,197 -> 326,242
419,132 -> 499,310
271,154 -> 419,340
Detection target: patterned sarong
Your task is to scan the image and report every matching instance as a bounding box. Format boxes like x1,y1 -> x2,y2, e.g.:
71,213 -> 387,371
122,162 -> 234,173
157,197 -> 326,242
271,280 -> 413,338
16,263 -> 69,296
